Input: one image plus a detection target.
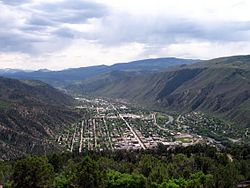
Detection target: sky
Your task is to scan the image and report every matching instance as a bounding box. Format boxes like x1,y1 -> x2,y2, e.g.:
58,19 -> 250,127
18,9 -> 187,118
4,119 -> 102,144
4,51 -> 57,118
1,0 -> 250,70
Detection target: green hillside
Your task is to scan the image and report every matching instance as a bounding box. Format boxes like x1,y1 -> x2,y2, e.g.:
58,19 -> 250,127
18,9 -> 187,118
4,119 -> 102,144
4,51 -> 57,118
66,55 -> 250,127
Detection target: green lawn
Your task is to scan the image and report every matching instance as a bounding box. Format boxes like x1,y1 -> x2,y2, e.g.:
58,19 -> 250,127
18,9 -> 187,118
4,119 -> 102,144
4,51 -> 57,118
156,113 -> 169,124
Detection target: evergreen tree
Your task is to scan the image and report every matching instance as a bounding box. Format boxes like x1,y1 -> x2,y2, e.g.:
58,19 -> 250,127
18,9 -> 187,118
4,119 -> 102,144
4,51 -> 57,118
12,156 -> 54,188
74,156 -> 107,188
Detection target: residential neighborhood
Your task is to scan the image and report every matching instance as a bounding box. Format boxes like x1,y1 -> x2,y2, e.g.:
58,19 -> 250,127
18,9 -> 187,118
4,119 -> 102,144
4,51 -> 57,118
56,97 -> 228,152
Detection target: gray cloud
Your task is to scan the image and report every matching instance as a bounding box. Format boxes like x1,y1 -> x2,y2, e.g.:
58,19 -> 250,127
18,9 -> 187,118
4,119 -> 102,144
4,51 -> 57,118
53,27 -> 79,39
0,0 -> 108,54
28,0 -> 108,26
28,16 -> 57,27
87,15 -> 250,46
0,30 -> 43,53
0,0 -> 31,6
1,0 -> 250,58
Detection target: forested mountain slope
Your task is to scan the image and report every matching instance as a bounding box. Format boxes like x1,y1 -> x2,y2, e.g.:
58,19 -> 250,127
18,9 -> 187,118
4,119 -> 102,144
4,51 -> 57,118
67,55 -> 250,126
0,77 -> 79,160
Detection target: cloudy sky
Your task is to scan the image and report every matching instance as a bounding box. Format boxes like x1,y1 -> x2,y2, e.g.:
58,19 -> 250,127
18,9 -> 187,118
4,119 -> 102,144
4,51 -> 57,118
1,0 -> 250,70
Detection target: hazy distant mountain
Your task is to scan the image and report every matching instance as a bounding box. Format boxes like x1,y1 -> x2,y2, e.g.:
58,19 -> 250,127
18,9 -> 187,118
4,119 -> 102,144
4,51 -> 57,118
109,57 -> 198,71
0,77 -> 79,160
0,57 -> 199,88
67,55 -> 250,126
0,69 -> 31,74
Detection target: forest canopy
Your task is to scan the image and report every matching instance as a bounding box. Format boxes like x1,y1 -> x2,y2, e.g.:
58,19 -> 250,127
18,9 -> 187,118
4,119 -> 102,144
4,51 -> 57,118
0,144 -> 250,188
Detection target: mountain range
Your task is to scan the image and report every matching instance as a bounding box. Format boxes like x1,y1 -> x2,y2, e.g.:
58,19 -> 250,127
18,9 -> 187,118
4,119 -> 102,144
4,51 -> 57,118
0,57 -> 198,88
1,55 -> 250,127
0,57 -> 198,159
0,55 -> 250,159
65,55 -> 250,127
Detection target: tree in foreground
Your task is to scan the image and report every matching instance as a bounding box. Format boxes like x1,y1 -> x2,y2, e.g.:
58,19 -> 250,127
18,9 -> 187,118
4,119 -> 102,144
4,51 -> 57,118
107,170 -> 146,188
74,156 -> 107,188
12,156 -> 54,188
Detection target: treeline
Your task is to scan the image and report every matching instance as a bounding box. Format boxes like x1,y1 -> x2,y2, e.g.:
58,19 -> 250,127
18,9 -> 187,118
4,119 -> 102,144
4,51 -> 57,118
0,144 -> 250,188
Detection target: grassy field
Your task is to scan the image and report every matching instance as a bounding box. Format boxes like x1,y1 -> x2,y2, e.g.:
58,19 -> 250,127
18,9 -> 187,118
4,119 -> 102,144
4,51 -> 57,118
156,113 -> 169,124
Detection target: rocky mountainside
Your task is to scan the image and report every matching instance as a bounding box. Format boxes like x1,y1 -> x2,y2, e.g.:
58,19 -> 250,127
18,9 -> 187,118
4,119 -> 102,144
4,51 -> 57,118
0,77 -> 79,160
66,55 -> 250,126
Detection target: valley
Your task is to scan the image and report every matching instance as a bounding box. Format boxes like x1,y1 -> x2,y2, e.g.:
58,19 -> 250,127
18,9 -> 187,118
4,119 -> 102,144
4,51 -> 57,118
2,1 -> 250,186
65,55 -> 250,127
56,96 -> 249,152
1,55 -> 250,160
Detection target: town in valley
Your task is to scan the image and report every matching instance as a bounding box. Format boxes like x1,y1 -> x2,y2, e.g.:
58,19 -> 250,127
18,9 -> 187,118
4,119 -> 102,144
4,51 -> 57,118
56,97 -> 248,152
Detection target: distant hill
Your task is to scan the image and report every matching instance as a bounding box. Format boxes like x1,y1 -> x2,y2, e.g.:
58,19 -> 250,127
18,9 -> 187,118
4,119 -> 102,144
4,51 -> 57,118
66,55 -> 250,126
0,57 -> 198,88
0,77 -> 79,160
